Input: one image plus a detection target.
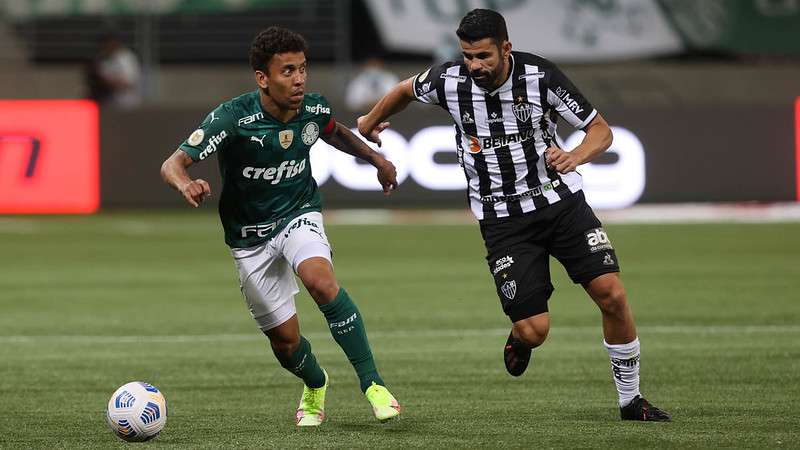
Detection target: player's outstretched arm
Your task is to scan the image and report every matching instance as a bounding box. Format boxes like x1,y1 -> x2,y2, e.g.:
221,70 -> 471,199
160,149 -> 212,207
545,114 -> 613,174
321,122 -> 398,195
357,77 -> 416,146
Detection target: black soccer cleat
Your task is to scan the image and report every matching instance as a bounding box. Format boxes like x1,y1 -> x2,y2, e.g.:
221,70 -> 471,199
620,396 -> 672,422
503,331 -> 532,377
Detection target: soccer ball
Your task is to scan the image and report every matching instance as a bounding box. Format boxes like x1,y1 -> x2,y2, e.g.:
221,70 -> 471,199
106,381 -> 167,442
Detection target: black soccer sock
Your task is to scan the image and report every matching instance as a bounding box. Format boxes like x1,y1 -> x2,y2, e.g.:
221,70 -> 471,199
319,288 -> 384,392
273,335 -> 326,389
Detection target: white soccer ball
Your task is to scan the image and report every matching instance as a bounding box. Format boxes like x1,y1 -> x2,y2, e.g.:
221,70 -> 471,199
106,381 -> 168,442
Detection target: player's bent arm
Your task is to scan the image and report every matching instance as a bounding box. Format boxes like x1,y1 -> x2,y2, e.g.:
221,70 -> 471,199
357,77 -> 416,143
321,122 -> 398,194
568,114 -> 613,165
160,149 -> 212,208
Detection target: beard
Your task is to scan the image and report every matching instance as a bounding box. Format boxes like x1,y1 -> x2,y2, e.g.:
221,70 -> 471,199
471,67 -> 501,90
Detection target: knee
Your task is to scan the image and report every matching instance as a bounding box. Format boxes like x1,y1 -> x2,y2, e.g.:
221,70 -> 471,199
269,335 -> 300,360
513,321 -> 549,348
595,284 -> 628,317
303,274 -> 340,304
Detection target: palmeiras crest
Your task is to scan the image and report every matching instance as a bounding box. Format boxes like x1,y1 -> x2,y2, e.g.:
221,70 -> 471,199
501,280 -> 517,300
512,96 -> 532,122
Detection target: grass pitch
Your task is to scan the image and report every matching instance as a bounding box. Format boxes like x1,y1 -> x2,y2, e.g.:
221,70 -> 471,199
0,212 -> 798,449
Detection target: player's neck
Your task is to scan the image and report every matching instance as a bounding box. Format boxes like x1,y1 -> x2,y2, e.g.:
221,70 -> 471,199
259,90 -> 298,123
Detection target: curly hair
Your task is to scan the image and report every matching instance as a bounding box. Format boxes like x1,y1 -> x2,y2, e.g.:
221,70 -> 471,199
249,26 -> 308,72
456,9 -> 508,45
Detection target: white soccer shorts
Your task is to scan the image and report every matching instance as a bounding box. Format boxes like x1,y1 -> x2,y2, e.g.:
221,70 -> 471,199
231,212 -> 332,331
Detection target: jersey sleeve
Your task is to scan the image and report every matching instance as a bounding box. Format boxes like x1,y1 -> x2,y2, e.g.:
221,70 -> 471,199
312,94 -> 336,135
545,65 -> 598,130
411,62 -> 455,106
178,104 -> 236,162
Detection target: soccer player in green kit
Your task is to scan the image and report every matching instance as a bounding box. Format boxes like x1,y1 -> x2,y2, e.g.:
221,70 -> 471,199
160,27 -> 401,426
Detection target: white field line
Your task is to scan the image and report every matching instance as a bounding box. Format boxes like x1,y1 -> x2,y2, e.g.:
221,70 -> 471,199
1,325 -> 799,345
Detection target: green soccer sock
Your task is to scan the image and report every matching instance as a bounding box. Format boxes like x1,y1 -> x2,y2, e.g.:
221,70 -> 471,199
274,335 -> 326,389
319,288 -> 384,392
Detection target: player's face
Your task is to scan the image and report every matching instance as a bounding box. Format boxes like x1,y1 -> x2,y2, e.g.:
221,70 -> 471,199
460,38 -> 512,90
256,51 -> 307,110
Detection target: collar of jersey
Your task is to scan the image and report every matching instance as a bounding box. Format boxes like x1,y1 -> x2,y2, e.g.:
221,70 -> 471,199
478,53 -> 515,97
254,89 -> 304,124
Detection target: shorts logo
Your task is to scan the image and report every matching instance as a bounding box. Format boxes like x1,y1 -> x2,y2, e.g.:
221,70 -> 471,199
493,255 -> 514,275
501,280 -> 517,300
301,122 -> 319,146
278,130 -> 293,149
283,217 -> 322,239
603,253 -> 615,265
586,228 -> 613,253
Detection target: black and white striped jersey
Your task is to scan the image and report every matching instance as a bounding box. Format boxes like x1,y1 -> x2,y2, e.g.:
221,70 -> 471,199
412,51 -> 598,221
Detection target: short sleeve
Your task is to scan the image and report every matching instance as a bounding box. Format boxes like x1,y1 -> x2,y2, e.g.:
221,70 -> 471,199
312,95 -> 336,135
178,104 -> 236,162
545,65 -> 598,130
411,62 -> 456,105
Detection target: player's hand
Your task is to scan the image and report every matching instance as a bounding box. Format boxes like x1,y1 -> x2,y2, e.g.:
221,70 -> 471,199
180,178 -> 211,207
357,115 -> 390,147
375,158 -> 398,195
545,147 -> 581,174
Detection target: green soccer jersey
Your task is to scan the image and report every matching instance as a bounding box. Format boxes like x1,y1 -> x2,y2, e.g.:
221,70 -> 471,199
179,90 -> 335,248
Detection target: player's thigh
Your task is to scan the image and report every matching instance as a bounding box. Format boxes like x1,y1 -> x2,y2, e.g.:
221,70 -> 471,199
275,211 -> 333,272
550,190 -> 620,284
231,241 -> 298,332
481,219 -> 554,322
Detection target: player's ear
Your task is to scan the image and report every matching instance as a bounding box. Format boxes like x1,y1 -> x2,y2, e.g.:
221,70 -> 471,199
255,70 -> 268,89
502,40 -> 512,58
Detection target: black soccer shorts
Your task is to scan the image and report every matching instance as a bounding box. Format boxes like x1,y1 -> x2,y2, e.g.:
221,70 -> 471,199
479,190 -> 620,322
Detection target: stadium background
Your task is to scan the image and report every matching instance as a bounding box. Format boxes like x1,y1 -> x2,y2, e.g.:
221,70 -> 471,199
0,1 -> 798,448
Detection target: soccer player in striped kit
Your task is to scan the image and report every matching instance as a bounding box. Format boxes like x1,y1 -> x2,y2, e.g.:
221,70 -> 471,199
358,9 -> 670,421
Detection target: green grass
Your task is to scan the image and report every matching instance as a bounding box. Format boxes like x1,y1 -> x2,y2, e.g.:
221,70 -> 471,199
0,212 -> 799,449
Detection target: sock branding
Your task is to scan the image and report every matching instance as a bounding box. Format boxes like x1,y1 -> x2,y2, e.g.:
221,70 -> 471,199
329,312 -> 358,334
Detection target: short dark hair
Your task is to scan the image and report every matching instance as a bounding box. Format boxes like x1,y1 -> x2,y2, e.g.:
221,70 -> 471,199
456,9 -> 508,45
249,26 -> 308,72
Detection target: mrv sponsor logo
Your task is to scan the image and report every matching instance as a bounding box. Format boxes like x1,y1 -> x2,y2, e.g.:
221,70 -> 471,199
242,159 -> 306,184
554,86 -> 584,115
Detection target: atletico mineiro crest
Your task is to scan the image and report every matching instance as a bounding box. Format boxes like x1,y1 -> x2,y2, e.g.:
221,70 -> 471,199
512,96 -> 532,123
279,130 -> 294,149
501,280 -> 517,300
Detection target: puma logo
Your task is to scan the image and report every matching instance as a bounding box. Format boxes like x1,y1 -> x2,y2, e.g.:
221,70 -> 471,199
209,111 -> 219,123
250,135 -> 266,147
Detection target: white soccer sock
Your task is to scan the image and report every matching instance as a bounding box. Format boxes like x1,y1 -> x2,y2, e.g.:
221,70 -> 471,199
604,337 -> 641,407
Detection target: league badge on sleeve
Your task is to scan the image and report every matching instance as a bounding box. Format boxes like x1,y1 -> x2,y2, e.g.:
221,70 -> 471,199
188,129 -> 205,146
